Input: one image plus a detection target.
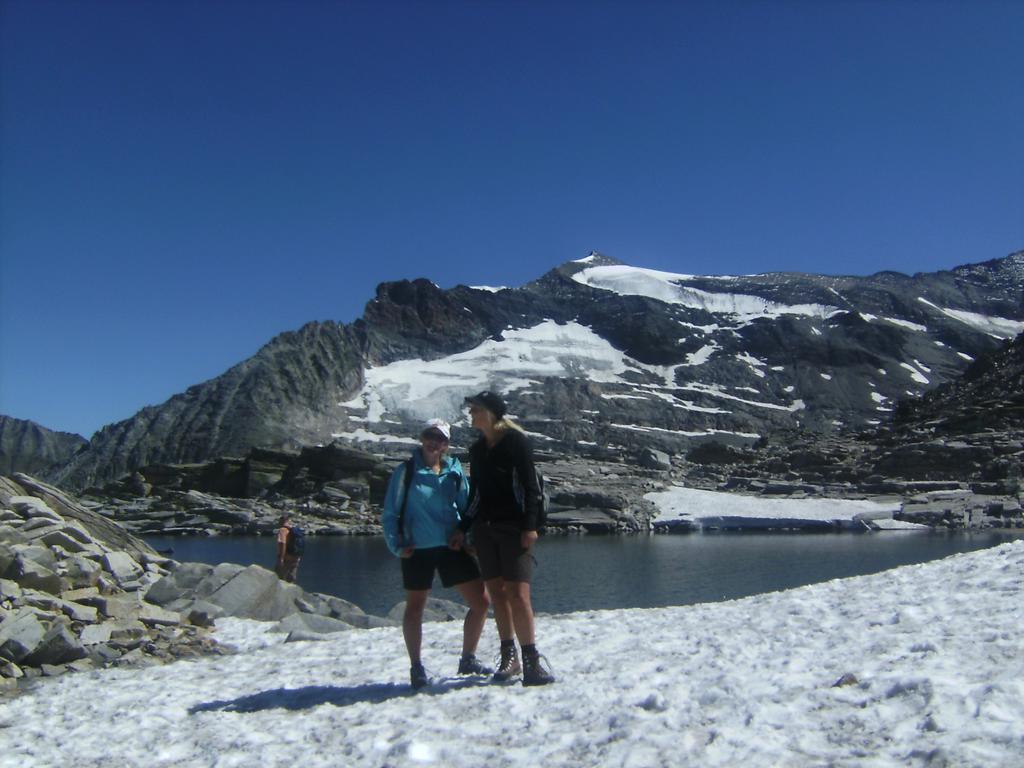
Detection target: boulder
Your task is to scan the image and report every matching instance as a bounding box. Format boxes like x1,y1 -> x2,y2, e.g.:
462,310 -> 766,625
11,544 -> 57,571
0,578 -> 23,602
102,551 -> 144,583
0,526 -> 28,547
204,565 -> 302,621
387,597 -> 468,623
273,613 -> 355,635
138,603 -> 181,627
37,528 -> 96,554
23,622 -> 87,666
78,624 -> 113,646
638,448 -> 672,471
60,600 -> 99,623
0,609 -> 46,662
64,555 -> 103,589
185,601 -> 223,628
10,556 -> 66,595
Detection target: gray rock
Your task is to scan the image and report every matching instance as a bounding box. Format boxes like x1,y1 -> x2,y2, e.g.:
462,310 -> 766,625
79,623 -> 113,645
37,528 -> 95,554
0,578 -> 23,602
638,448 -> 672,471
9,556 -> 66,595
273,613 -> 354,635
60,586 -> 99,602
185,601 -> 223,628
0,544 -> 15,578
387,597 -> 468,623
205,565 -> 302,621
0,609 -> 46,662
64,555 -> 103,589
138,603 -> 181,627
10,544 -> 57,571
60,600 -> 99,624
0,526 -> 29,546
23,622 -> 87,666
10,496 -> 63,521
102,551 -> 144,583
81,594 -> 141,621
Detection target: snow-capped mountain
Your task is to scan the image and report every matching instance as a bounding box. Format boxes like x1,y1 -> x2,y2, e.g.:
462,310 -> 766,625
50,250 -> 1024,488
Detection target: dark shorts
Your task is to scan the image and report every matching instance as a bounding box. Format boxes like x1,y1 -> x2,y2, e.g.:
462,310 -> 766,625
401,546 -> 482,591
472,521 -> 535,583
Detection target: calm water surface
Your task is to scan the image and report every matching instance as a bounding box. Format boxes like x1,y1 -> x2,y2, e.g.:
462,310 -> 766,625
144,531 -> 1022,618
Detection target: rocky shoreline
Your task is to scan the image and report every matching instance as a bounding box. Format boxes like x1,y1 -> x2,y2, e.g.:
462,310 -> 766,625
0,474 -> 442,693
64,429 -> 1022,540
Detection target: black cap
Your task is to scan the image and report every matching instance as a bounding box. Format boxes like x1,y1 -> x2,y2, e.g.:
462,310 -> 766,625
464,390 -> 507,418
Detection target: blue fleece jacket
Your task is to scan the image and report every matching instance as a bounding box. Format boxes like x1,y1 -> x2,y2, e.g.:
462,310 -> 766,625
381,450 -> 469,557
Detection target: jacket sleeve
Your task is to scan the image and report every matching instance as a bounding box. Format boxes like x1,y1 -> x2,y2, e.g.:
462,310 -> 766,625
515,432 -> 542,531
381,463 -> 406,556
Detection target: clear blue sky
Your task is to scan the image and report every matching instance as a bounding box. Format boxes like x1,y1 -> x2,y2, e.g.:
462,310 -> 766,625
1,0 -> 1022,439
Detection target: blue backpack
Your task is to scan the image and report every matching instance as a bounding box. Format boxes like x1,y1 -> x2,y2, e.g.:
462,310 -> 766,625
286,525 -> 306,556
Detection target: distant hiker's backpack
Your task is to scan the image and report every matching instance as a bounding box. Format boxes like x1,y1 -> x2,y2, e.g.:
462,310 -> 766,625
514,466 -> 549,533
286,525 -> 306,556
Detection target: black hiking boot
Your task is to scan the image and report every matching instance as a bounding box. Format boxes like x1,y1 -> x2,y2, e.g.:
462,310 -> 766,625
491,642 -> 521,683
521,649 -> 555,687
410,662 -> 429,690
457,653 -> 493,676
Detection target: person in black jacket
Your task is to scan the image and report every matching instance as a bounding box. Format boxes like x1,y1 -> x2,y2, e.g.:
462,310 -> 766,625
450,390 -> 555,686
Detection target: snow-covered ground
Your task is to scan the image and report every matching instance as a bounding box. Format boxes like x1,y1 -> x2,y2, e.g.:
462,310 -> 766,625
646,485 -> 929,530
3,542 -> 1022,767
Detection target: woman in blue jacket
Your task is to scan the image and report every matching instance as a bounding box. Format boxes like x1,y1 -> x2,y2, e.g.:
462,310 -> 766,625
381,418 -> 492,689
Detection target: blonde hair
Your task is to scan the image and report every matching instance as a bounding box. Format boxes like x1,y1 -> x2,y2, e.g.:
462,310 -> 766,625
493,417 -> 525,434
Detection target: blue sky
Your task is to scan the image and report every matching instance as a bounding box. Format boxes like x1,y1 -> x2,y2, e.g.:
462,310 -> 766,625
1,0 -> 1022,439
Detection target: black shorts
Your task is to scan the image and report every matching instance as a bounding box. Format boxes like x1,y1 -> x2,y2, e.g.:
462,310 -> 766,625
401,546 -> 482,591
472,521 -> 535,584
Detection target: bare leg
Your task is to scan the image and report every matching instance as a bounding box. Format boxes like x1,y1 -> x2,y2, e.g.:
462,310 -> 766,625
504,580 -> 536,646
454,579 -> 490,656
403,589 -> 430,664
485,576 -> 515,642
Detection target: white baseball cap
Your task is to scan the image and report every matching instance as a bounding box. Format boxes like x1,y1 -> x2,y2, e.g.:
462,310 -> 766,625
421,418 -> 451,441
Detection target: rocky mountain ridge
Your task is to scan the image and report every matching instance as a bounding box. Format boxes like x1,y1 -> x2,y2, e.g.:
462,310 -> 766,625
0,416 -> 87,477
73,320 -> 1024,536
5,250 -> 1024,495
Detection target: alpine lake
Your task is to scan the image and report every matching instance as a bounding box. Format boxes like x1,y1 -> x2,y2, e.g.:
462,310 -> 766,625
143,529 -> 1024,618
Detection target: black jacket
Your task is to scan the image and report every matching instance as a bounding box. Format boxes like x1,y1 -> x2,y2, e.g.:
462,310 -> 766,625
461,427 -> 542,531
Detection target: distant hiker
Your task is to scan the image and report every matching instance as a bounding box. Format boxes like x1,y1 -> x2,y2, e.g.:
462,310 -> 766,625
450,391 -> 555,686
275,514 -> 302,583
382,418 -> 493,690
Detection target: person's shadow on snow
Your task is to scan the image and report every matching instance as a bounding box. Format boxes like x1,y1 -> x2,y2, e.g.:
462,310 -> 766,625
188,677 -> 489,714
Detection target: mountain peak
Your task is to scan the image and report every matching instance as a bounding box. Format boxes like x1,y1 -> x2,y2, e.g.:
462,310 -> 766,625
38,250 -> 1024,489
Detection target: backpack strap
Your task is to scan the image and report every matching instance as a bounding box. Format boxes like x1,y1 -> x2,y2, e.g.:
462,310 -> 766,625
397,457 -> 415,545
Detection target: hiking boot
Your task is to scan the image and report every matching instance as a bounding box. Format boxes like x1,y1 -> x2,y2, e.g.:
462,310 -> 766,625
458,653 -> 493,676
522,650 -> 555,687
491,644 -> 521,683
410,662 -> 429,690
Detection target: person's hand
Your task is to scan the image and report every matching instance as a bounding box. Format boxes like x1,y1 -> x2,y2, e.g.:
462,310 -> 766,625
400,546 -> 415,558
448,530 -> 465,550
521,530 -> 538,551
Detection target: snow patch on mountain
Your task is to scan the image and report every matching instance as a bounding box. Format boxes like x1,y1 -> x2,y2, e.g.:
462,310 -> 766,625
917,297 -> 1024,339
573,265 -> 840,319
337,316 -> 810,440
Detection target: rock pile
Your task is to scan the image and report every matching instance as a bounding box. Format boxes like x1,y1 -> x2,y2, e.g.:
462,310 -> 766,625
0,474 -> 399,692
0,475 -> 225,690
